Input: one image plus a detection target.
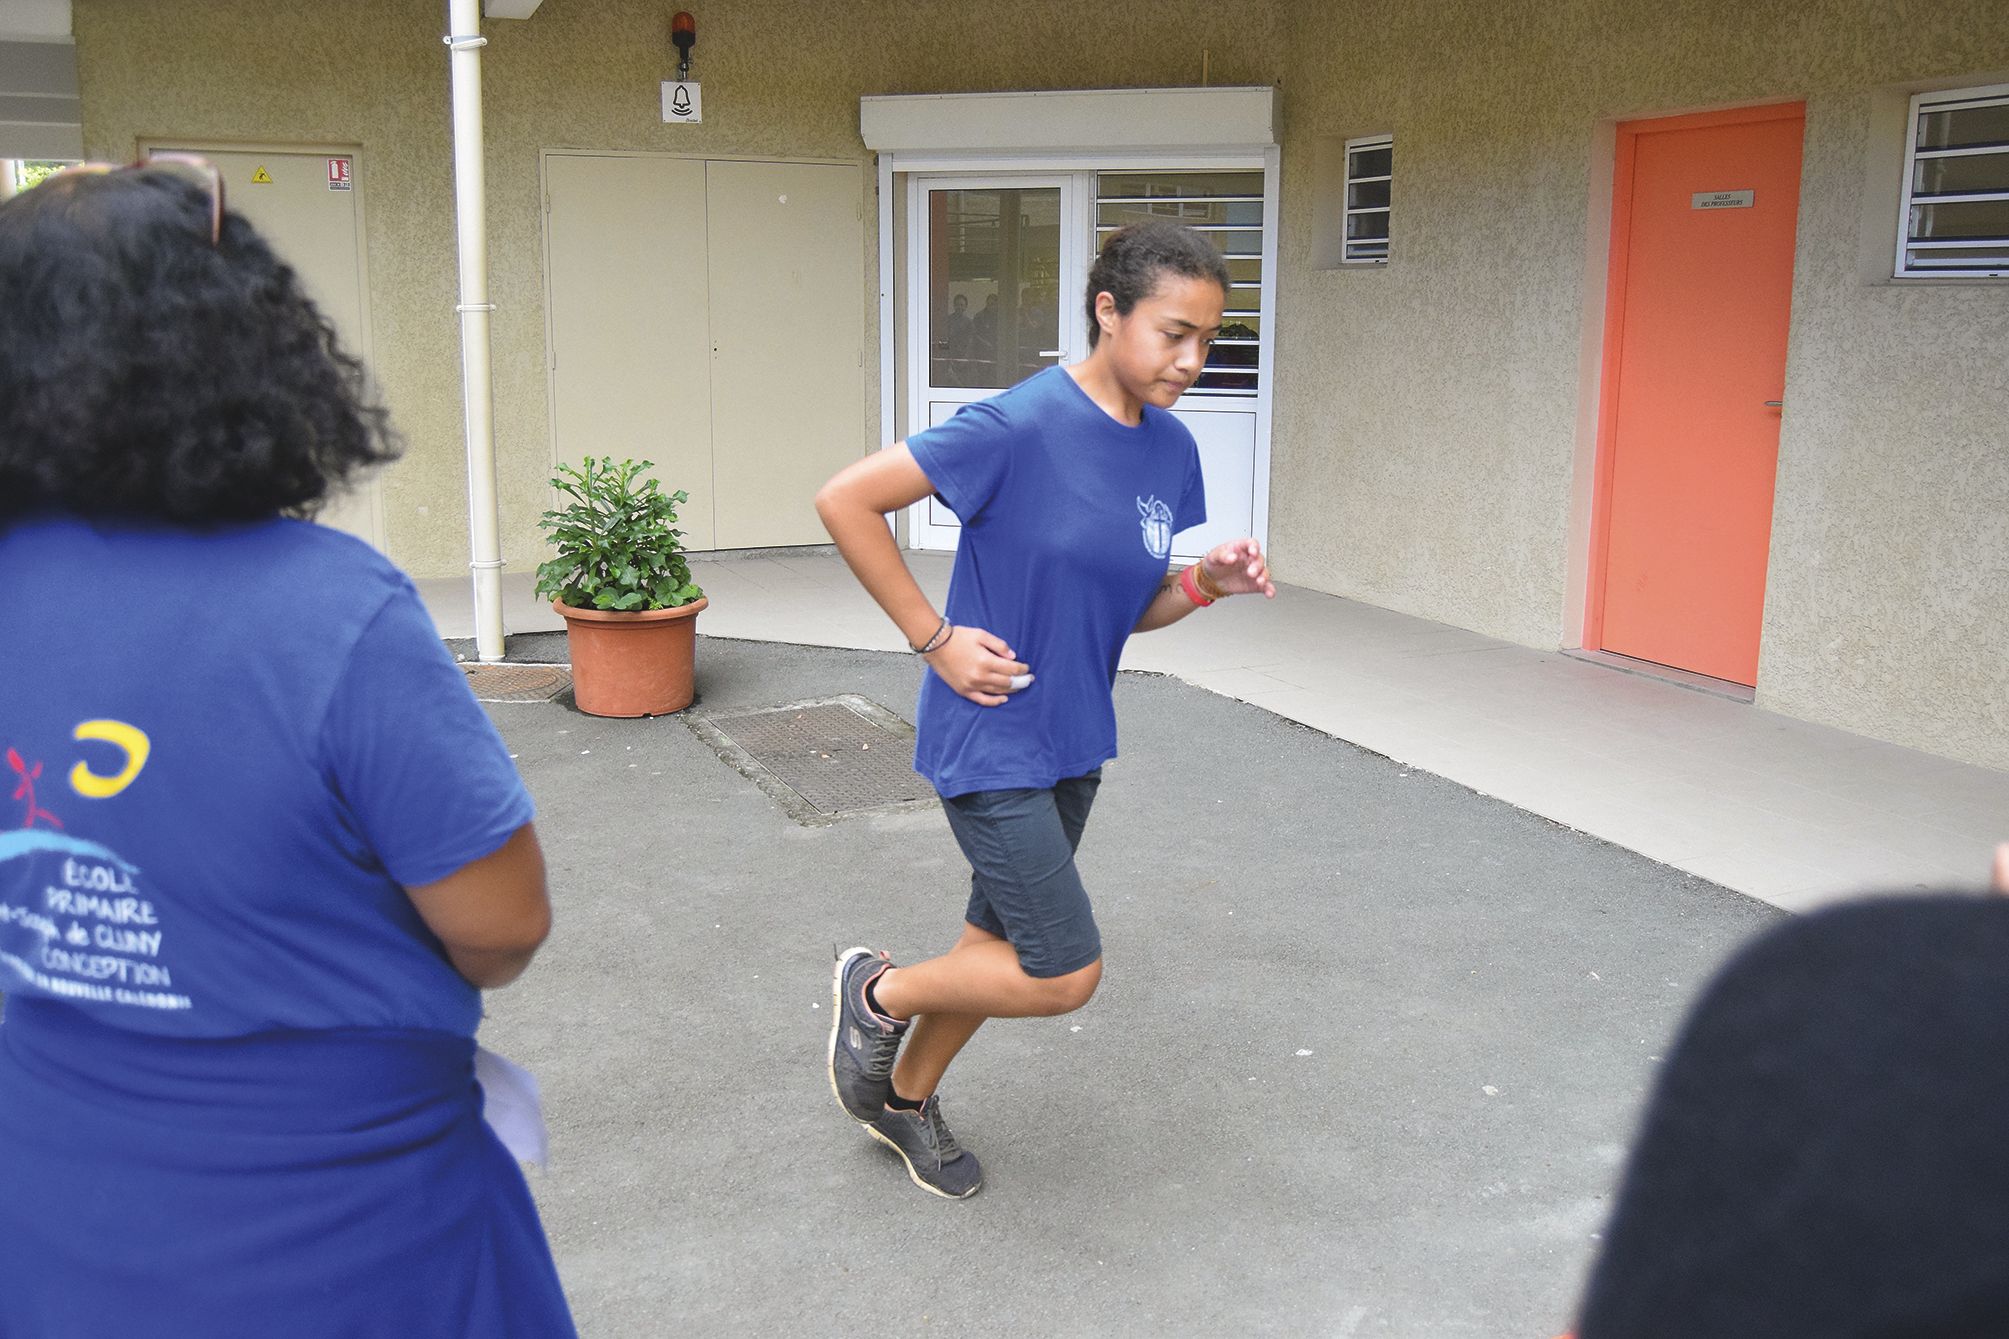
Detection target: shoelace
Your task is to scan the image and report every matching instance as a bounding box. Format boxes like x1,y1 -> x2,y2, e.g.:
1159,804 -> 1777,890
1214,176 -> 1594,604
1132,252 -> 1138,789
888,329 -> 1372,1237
850,961 -> 906,1076
861,1024 -> 902,1076
921,1096 -> 963,1162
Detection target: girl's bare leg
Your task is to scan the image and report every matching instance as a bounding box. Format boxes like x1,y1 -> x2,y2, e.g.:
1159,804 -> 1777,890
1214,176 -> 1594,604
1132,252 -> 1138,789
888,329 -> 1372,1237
876,924 -> 1102,1102
889,923 -> 998,1101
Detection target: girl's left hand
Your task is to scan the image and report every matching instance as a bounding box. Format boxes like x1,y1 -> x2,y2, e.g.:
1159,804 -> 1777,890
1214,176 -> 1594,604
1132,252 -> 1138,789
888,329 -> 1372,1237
1202,538 -> 1277,599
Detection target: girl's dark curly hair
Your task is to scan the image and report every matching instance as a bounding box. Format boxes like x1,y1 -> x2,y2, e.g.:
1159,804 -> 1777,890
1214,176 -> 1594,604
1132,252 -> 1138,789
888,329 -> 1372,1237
0,167 -> 399,524
1083,219 -> 1230,348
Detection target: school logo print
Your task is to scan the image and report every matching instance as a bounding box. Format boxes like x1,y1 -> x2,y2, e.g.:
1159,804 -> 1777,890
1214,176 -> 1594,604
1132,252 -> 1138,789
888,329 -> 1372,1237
1137,496 -> 1174,560
2,725 -> 191,1013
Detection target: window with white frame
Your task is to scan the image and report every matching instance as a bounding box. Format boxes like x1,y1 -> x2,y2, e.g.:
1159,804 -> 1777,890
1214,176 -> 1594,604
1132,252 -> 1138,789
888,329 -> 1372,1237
1898,83 -> 2009,278
1095,170 -> 1266,394
1342,135 -> 1393,264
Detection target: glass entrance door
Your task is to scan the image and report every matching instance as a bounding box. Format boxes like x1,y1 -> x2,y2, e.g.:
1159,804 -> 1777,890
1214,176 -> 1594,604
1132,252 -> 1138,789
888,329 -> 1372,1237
901,166 -> 1270,559
908,176 -> 1086,549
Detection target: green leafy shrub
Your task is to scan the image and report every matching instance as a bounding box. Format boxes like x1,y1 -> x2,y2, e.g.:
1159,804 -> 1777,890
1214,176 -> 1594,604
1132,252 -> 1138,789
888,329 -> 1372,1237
535,457 -> 704,612
14,161 -> 68,191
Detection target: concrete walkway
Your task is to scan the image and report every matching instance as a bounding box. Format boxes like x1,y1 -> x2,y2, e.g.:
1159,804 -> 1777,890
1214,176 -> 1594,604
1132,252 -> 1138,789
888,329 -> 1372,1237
423,555 -> 2007,912
474,637 -> 1783,1338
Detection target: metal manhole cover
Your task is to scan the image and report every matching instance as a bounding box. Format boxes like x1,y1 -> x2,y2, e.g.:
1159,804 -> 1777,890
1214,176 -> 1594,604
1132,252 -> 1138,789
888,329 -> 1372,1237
463,663 -> 572,703
689,695 -> 935,823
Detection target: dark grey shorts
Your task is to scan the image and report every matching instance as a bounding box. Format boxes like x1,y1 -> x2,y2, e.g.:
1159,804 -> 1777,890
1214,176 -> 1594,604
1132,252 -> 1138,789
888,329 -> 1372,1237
939,771 -> 1103,979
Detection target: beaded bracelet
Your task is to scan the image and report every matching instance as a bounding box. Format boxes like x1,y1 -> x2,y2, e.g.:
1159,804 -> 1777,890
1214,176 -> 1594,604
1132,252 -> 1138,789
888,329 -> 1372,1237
912,617 -> 954,654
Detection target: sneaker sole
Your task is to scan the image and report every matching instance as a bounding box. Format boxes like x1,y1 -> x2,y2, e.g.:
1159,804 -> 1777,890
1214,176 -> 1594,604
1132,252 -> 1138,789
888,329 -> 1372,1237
827,946 -> 879,1124
865,1123 -> 982,1200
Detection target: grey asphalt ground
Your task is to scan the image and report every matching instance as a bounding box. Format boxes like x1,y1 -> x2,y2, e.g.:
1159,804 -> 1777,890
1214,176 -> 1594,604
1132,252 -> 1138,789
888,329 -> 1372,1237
465,635 -> 1780,1339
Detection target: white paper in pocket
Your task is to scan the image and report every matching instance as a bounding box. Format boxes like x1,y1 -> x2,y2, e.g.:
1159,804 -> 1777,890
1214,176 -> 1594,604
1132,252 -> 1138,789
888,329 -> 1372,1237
475,1045 -> 549,1168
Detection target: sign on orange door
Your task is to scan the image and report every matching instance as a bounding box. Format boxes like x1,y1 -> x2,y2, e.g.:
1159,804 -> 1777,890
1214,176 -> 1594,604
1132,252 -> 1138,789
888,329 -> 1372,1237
1592,105 -> 1805,687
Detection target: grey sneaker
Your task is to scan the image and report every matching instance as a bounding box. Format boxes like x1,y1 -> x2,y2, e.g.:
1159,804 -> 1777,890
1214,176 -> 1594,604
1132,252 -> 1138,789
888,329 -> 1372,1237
828,947 -> 907,1122
869,1095 -> 983,1199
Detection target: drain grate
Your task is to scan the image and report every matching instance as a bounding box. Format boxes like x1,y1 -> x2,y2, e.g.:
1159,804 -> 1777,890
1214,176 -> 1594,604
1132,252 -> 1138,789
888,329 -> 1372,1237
689,695 -> 935,823
463,663 -> 573,703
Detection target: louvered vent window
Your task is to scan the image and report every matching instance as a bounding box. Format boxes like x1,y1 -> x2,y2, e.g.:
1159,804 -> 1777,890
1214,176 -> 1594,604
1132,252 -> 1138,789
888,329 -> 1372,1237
1898,84 -> 2009,278
1095,171 -> 1264,394
1342,135 -> 1392,264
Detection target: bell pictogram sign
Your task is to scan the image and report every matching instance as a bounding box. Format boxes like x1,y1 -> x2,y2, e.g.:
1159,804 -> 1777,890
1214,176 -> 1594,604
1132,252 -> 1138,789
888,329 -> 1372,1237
660,80 -> 703,124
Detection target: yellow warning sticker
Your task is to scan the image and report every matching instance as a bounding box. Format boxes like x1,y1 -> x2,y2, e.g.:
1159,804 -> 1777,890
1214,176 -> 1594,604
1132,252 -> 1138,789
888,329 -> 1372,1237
251,166 -> 273,184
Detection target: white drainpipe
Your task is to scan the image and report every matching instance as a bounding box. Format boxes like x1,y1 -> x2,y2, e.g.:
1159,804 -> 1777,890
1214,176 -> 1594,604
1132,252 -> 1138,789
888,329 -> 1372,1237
445,0 -> 505,661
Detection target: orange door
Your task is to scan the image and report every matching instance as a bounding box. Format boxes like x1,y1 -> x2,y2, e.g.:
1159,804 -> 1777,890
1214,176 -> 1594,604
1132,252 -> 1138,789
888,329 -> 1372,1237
1592,105 -> 1805,686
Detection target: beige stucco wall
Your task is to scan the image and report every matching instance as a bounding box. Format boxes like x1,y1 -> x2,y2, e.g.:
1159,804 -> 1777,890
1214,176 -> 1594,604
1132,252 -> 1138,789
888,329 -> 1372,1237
1272,0 -> 2009,769
67,1 -> 2008,768
1760,86 -> 2009,767
73,0 -> 1280,580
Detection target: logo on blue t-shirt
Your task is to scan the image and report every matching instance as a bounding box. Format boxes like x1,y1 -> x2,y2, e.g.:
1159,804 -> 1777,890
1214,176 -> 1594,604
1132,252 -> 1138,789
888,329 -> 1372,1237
1137,496 -> 1174,560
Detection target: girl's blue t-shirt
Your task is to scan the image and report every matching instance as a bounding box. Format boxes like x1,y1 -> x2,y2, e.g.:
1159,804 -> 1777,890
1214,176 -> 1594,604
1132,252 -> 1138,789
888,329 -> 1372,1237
907,366 -> 1207,797
0,515 -> 532,1039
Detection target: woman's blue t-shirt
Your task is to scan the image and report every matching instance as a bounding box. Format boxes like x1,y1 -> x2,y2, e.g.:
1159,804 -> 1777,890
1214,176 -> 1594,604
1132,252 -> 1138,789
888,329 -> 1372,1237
906,366 -> 1207,797
0,516 -> 532,1039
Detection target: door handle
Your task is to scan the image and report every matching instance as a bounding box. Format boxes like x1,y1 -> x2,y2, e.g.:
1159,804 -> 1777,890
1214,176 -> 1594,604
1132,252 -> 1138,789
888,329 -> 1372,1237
1038,349 -> 1063,359
1763,400 -> 1783,408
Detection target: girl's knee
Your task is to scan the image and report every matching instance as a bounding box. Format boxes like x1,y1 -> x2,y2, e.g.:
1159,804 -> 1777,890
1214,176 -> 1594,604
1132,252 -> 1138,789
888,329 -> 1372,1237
1034,958 -> 1101,1015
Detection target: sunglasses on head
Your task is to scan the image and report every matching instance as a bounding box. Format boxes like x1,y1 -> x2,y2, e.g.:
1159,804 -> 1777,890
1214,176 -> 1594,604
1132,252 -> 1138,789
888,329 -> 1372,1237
51,152 -> 225,246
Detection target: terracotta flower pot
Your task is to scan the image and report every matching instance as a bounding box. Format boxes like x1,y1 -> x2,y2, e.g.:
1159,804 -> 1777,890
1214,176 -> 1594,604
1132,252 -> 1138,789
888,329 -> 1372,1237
552,597 -> 707,717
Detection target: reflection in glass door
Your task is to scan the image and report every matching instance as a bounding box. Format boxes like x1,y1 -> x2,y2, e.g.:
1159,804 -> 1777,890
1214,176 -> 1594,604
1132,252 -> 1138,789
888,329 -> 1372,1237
928,186 -> 1065,390
909,176 -> 1085,550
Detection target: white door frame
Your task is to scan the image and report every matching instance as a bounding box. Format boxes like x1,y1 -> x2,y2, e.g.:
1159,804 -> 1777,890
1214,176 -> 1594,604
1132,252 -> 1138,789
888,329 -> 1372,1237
903,171 -> 1089,550
877,148 -> 1279,556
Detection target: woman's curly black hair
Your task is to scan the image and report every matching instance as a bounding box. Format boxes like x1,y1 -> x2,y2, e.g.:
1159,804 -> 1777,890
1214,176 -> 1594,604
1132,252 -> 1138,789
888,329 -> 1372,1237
1083,219 -> 1230,348
0,167 -> 399,525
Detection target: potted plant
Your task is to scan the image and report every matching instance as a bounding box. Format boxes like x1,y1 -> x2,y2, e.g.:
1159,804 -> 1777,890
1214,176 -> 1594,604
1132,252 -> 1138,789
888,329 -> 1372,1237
535,457 -> 707,717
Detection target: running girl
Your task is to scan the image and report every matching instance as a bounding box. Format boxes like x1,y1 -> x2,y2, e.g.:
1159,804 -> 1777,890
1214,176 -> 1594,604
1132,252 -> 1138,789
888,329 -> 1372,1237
817,220 -> 1276,1198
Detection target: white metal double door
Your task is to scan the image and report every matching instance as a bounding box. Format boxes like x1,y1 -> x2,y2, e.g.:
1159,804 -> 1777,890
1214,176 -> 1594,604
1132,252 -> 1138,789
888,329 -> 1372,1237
906,173 -> 1255,561
544,152 -> 867,552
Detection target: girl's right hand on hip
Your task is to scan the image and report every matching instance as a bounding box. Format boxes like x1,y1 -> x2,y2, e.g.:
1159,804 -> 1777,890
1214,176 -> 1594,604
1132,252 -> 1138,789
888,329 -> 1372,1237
926,626 -> 1032,707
